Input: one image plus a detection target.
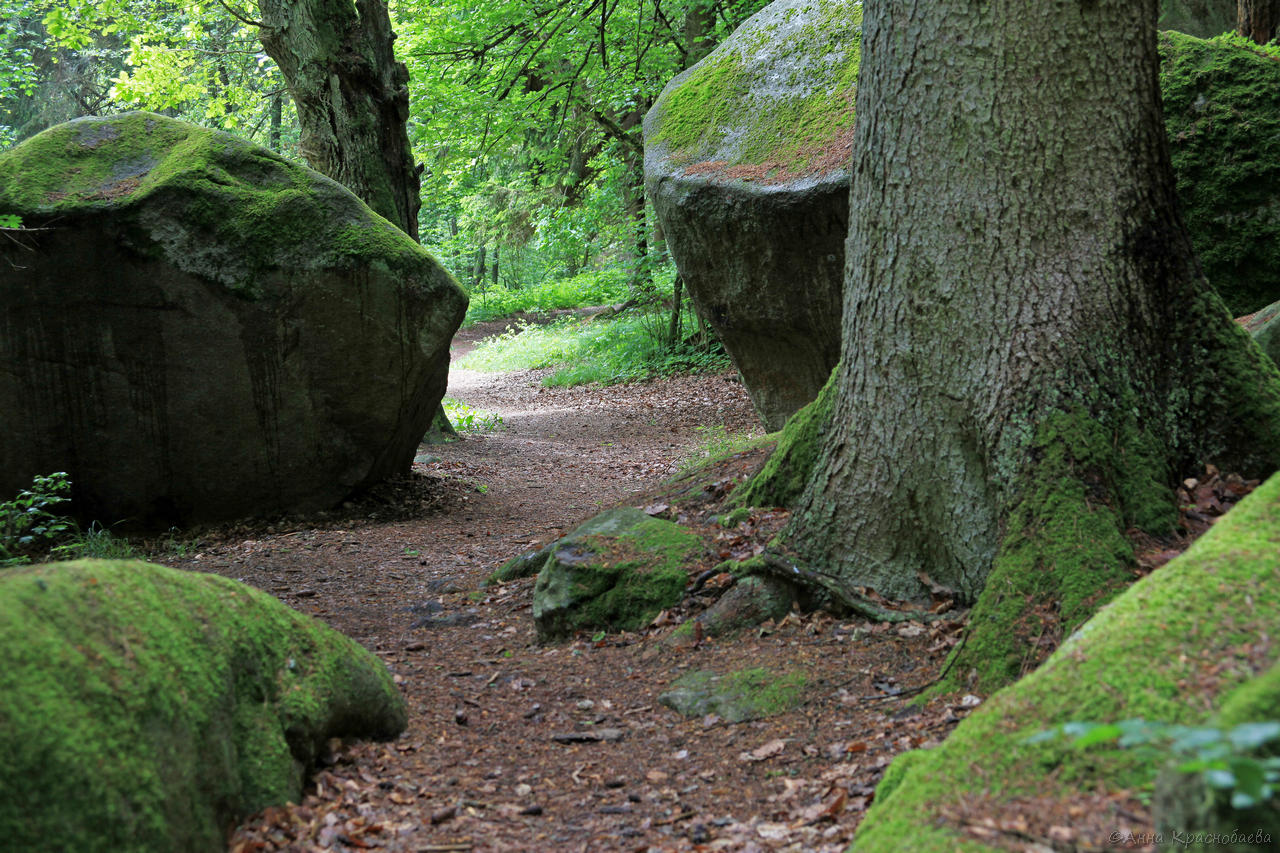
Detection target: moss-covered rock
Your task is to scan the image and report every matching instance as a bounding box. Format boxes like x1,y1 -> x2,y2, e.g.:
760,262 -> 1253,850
850,470 -> 1280,851
0,112 -> 467,525
0,559 -> 407,852
1161,31 -> 1280,314
532,507 -> 702,640
659,667 -> 807,722
643,0 -> 860,429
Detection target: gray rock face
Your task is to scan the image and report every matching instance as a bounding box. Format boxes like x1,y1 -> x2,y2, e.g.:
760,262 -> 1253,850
644,0 -> 861,429
0,113 -> 467,525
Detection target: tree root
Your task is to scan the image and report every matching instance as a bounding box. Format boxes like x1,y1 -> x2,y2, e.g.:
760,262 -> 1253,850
746,550 -> 944,624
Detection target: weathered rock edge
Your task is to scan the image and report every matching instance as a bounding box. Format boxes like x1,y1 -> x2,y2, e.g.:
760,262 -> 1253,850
0,112 -> 467,525
0,559 -> 408,852
850,472 -> 1280,850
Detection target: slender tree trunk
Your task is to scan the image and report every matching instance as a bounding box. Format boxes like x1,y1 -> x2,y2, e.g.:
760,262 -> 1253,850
623,154 -> 649,293
682,0 -> 717,67
256,0 -> 420,239
1239,0 -> 1280,41
268,90 -> 283,152
472,245 -> 486,289
760,0 -> 1280,691
492,244 -> 500,288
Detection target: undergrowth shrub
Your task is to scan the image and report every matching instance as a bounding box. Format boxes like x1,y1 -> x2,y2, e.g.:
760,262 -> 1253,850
456,307 -> 730,387
1,472 -> 136,566
464,269 -> 630,325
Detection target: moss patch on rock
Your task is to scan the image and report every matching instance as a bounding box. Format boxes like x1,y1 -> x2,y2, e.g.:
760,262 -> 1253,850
647,0 -> 862,180
1161,31 -> 1280,314
0,559 -> 407,853
532,507 -> 702,640
659,667 -> 807,722
851,470 -> 1280,851
0,112 -> 454,299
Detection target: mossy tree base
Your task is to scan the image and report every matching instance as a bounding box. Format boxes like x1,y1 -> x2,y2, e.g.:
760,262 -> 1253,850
852,472 -> 1280,850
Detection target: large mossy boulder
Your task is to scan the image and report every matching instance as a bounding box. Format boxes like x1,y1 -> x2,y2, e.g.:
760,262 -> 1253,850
0,559 -> 408,852
643,0 -> 861,430
0,112 -> 467,525
533,507 -> 702,640
1161,31 -> 1280,315
848,472 -> 1280,851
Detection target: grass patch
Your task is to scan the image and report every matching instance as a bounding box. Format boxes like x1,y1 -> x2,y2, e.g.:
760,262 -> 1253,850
464,269 -> 630,325
456,309 -> 730,387
441,397 -> 504,432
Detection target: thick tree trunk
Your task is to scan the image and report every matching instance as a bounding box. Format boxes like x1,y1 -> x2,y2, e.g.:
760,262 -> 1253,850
1239,0 -> 1280,41
763,0 -> 1280,691
256,0 -> 420,239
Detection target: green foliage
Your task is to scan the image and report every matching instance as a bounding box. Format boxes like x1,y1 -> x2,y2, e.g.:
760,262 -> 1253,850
441,397 -> 505,432
0,213 -> 21,228
0,472 -> 75,566
464,269 -> 630,325
0,473 -> 139,567
51,521 -> 137,561
457,306 -> 730,387
1029,719 -> 1280,810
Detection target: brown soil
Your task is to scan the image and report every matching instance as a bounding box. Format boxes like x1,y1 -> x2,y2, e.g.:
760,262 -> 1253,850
155,320 -> 977,852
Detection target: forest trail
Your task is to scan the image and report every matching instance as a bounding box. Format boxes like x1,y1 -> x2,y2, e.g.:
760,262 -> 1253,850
174,320 -> 970,852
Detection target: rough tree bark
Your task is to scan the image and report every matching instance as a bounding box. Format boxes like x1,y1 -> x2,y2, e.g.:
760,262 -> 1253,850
256,0 -> 421,239
1239,0 -> 1280,42
751,0 -> 1280,691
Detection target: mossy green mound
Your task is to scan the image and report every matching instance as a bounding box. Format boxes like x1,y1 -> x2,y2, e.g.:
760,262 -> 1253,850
850,471 -> 1280,851
1161,31 -> 1280,314
0,112 -> 448,294
659,667 -> 807,723
532,507 -> 702,640
0,559 -> 407,852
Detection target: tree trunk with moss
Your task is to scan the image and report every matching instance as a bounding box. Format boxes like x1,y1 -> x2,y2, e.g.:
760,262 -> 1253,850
755,0 -> 1280,692
257,0 -> 420,239
1239,0 -> 1280,42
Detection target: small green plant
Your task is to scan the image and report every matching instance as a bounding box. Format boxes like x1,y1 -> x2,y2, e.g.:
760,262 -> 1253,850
0,214 -> 23,229
442,397 -> 505,432
1,472 -> 76,566
1029,719 -> 1280,809
53,521 -> 136,560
